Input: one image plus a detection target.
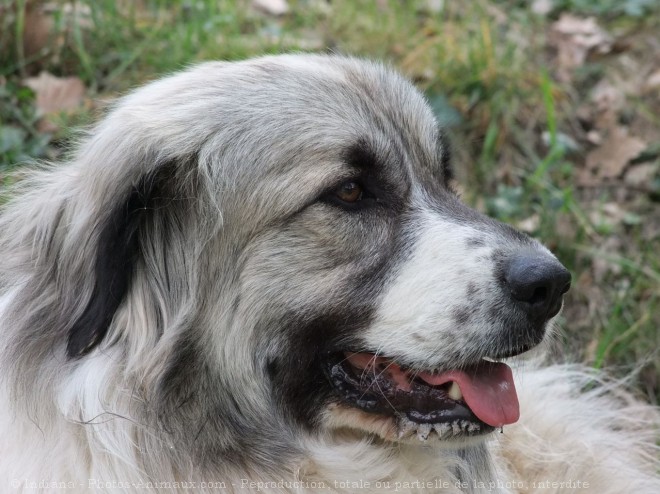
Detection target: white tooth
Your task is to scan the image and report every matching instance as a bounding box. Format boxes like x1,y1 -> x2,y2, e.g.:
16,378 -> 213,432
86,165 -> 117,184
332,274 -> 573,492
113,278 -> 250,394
417,423 -> 431,441
452,421 -> 461,435
434,423 -> 450,438
397,417 -> 417,439
467,423 -> 481,433
447,381 -> 463,401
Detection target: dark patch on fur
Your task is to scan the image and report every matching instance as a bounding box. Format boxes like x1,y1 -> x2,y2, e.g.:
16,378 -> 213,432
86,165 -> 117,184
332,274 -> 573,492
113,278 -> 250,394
266,358 -> 279,380
491,250 -> 509,287
466,282 -> 478,298
267,309 -> 376,428
66,163 -> 175,359
154,331 -> 279,471
490,248 -> 507,264
466,237 -> 485,249
344,139 -> 382,172
452,306 -> 472,327
158,335 -> 205,420
437,132 -> 454,185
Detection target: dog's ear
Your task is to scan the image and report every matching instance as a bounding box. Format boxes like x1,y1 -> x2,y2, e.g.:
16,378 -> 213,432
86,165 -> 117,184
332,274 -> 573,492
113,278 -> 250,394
66,165 -> 171,359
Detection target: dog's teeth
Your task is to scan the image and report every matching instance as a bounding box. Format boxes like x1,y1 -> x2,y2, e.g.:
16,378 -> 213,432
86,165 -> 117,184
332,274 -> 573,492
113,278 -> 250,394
467,422 -> 480,433
397,417 -> 417,438
447,381 -> 463,401
451,421 -> 462,435
434,423 -> 450,438
417,423 -> 431,441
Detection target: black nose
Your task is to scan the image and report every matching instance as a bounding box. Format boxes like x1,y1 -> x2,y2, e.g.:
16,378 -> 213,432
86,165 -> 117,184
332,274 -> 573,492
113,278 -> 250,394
504,255 -> 571,321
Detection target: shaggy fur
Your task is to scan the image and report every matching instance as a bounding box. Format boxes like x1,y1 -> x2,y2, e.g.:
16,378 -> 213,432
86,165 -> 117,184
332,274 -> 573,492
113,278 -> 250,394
0,55 -> 658,493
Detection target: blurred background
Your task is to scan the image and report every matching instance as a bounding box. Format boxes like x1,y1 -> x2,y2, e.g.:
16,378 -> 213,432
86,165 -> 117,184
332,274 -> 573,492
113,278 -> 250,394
1,0 -> 659,400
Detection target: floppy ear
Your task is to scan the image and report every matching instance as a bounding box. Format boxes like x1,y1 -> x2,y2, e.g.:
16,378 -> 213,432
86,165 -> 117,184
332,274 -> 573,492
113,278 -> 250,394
66,165 -> 172,359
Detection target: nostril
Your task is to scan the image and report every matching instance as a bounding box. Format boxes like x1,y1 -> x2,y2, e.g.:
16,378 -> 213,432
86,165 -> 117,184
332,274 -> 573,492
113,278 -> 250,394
527,286 -> 548,306
508,278 -> 549,305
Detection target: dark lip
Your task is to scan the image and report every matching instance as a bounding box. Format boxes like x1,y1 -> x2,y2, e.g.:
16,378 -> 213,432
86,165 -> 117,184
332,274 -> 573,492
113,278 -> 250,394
488,343 -> 536,360
324,353 -> 493,436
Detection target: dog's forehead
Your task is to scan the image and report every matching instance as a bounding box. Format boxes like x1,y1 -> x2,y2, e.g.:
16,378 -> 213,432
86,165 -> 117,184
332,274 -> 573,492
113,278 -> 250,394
110,55 -> 449,219
282,56 -> 440,155
214,56 -> 445,189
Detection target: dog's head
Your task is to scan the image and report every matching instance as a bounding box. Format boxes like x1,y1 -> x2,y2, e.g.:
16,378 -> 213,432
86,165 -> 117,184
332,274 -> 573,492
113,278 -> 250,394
3,55 -> 570,462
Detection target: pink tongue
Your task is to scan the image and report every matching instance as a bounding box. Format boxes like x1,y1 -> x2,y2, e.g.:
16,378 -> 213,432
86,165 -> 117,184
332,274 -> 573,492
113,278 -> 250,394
417,362 -> 520,427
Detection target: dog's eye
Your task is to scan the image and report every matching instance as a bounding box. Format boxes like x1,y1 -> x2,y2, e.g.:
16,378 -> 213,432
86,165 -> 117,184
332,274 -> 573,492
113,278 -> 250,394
321,179 -> 378,211
334,181 -> 363,203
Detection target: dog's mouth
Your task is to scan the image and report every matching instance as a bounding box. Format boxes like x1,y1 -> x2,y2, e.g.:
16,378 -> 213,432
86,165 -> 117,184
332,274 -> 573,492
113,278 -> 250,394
325,352 -> 520,440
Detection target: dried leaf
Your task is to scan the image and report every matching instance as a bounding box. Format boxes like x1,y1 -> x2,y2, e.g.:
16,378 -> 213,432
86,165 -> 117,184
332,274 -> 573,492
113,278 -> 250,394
531,0 -> 553,16
624,162 -> 658,189
23,72 -> 86,133
590,81 -> 624,129
589,236 -> 624,282
23,71 -> 85,116
554,214 -> 577,241
425,0 -> 445,14
252,0 -> 289,16
586,130 -> 602,145
19,2 -> 92,70
585,127 -> 646,180
550,14 -> 613,82
516,214 -> 540,233
645,68 -> 660,91
23,2 -> 54,61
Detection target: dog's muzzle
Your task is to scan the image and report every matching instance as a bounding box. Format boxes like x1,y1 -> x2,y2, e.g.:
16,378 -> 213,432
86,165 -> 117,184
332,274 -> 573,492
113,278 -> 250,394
323,252 -> 571,441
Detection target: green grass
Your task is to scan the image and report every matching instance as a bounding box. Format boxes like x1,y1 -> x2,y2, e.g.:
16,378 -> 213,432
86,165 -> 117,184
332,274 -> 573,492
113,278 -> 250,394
2,0 -> 659,399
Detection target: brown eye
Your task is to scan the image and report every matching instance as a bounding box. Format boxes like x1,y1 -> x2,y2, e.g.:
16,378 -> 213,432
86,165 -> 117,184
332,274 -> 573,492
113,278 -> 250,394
335,181 -> 363,203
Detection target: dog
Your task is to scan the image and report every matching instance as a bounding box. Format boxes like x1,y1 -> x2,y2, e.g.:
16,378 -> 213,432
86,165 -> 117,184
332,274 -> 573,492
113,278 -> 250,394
1,55 -> 658,493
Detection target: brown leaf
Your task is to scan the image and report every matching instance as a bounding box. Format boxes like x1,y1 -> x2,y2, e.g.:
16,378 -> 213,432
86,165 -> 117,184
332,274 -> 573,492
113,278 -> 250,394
24,71 -> 86,116
531,0 -> 553,16
550,14 -> 613,82
590,81 -> 624,129
645,68 -> 660,91
23,2 -> 54,62
515,214 -> 540,233
251,0 -> 289,16
589,235 -> 624,282
585,126 -> 646,180
624,162 -> 659,189
23,71 -> 86,133
585,130 -> 602,145
18,2 -> 93,72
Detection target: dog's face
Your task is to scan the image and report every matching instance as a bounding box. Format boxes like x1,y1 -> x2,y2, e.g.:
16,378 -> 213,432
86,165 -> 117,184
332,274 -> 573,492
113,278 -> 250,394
196,56 -> 570,444
9,56 -> 570,460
